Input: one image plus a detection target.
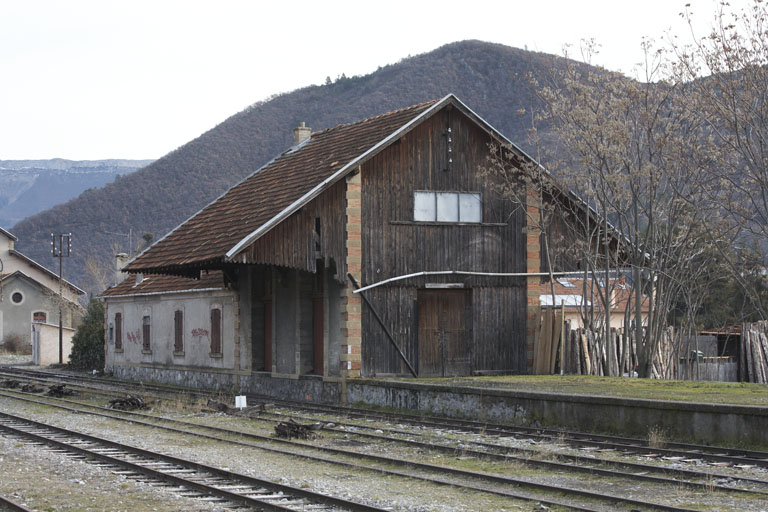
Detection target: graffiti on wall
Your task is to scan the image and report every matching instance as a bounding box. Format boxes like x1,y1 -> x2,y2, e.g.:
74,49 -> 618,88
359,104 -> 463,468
125,329 -> 142,344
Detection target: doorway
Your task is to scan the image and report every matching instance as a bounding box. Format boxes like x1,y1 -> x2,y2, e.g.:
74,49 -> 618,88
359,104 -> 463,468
417,289 -> 470,377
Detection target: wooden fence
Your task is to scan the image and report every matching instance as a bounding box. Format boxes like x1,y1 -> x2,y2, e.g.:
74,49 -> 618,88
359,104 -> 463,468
678,358 -> 738,382
534,308 -> 676,378
534,312 -> 768,382
741,321 -> 768,383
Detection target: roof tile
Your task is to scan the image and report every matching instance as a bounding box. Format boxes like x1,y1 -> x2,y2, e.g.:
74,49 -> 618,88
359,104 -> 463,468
125,100 -> 437,273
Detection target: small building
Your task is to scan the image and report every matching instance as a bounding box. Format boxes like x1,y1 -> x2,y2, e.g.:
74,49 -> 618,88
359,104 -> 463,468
109,94 -> 601,395
0,228 -> 84,360
100,271 -> 236,387
540,272 -> 649,331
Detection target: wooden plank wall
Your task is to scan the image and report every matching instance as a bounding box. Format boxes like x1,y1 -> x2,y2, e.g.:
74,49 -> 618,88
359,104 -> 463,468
472,287 -> 527,373
241,180 -> 347,282
360,107 -> 527,376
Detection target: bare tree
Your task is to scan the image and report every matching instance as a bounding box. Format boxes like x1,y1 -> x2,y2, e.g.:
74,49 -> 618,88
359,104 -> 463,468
525,41 -> 723,377
674,0 -> 768,319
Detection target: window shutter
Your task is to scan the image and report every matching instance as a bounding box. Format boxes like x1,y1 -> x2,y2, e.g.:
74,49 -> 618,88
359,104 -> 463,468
115,313 -> 122,350
210,308 -> 222,354
174,310 -> 183,353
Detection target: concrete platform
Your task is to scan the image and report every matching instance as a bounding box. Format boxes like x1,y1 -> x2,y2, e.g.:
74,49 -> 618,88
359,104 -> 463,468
106,364 -> 768,449
346,379 -> 768,449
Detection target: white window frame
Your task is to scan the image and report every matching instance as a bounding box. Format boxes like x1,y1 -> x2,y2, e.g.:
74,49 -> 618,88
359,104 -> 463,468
413,191 -> 482,223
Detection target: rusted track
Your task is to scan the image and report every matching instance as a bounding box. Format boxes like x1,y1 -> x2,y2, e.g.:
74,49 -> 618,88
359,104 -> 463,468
3,367 -> 768,469
0,410 -> 385,512
0,390 -> 709,512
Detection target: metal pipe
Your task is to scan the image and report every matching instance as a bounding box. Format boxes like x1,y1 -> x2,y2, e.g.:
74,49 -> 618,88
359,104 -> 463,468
352,270 -> 603,294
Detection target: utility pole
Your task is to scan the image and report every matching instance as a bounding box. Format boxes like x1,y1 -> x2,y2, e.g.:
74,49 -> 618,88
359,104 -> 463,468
51,233 -> 71,365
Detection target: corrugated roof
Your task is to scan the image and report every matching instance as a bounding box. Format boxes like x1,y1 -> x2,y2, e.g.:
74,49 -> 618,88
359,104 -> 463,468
99,271 -> 225,298
124,99 -> 440,274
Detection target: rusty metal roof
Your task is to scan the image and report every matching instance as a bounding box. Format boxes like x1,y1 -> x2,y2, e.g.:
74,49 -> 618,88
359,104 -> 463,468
124,98 -> 440,275
99,270 -> 225,298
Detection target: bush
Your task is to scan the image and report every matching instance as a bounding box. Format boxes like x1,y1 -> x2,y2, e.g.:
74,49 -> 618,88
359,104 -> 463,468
69,299 -> 105,370
1,333 -> 29,354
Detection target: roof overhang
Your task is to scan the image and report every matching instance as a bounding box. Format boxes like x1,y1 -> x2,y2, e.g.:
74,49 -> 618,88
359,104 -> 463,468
8,249 -> 85,295
0,227 -> 18,241
1,270 -> 83,306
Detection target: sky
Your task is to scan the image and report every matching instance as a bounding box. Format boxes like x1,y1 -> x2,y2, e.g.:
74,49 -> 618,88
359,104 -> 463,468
0,0 -> 754,161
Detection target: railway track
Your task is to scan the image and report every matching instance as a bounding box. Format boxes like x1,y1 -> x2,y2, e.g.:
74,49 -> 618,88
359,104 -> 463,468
0,410 -> 386,512
2,366 -> 768,469
0,386 -> 757,511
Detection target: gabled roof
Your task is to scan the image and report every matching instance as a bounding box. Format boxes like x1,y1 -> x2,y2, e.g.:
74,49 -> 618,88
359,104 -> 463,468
124,93 -> 598,276
125,94 -> 516,275
8,249 -> 85,295
0,270 -> 83,307
99,270 -> 226,298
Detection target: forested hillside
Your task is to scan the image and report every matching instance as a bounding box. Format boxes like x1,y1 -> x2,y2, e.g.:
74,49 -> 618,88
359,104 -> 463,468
10,40 -> 567,291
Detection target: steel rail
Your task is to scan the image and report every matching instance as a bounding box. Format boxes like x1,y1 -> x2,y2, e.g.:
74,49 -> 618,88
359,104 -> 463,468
5,367 -> 768,466
244,392 -> 768,466
252,408 -> 768,492
0,390 -> 706,512
0,410 -> 386,512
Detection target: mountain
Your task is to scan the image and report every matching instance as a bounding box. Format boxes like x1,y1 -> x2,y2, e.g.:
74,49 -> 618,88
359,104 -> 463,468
9,40 -> 567,292
0,159 -> 152,228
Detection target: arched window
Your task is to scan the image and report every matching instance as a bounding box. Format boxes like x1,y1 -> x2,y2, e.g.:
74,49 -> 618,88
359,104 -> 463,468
32,311 -> 47,323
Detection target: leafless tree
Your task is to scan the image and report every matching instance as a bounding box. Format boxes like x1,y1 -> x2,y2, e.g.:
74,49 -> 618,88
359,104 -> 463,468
518,41 -> 724,377
673,0 -> 768,320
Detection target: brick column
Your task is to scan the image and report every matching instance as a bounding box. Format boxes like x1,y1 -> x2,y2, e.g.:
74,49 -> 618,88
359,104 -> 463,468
525,188 -> 544,373
340,171 -> 362,378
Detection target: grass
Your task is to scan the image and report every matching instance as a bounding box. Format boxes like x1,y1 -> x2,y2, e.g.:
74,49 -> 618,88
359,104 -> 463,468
396,375 -> 768,406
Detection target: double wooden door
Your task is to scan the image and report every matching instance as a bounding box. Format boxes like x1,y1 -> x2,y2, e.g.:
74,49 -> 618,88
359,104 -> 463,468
417,289 -> 470,377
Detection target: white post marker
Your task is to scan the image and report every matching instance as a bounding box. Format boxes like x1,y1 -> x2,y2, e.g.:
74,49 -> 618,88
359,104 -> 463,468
235,395 -> 247,409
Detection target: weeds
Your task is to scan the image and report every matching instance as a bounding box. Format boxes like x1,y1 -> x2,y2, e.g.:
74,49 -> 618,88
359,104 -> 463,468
648,425 -> 668,449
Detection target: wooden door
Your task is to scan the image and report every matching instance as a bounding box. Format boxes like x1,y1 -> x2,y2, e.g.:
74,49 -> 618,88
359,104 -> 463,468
417,290 -> 470,377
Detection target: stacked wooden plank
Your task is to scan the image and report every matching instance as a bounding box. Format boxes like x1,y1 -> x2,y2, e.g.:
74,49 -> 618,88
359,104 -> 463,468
532,308 -> 564,374
741,321 -> 768,383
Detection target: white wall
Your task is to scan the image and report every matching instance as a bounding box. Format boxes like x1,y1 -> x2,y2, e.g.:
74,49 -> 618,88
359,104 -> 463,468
33,322 -> 74,366
105,289 -> 237,371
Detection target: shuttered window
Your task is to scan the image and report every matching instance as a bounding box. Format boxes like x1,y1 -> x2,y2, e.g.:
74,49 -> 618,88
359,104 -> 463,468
114,313 -> 122,350
173,310 -> 183,353
142,315 -> 151,351
210,308 -> 222,355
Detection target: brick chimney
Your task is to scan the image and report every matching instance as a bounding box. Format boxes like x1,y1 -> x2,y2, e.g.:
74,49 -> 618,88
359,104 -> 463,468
293,122 -> 311,145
